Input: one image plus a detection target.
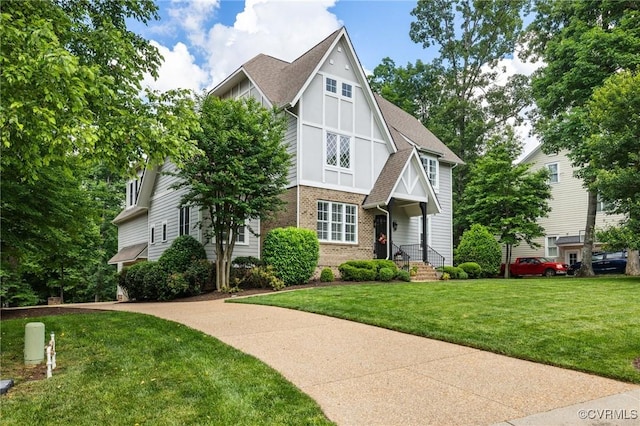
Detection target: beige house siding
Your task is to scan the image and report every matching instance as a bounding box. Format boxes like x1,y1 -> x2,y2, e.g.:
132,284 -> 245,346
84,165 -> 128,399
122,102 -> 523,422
510,149 -> 625,264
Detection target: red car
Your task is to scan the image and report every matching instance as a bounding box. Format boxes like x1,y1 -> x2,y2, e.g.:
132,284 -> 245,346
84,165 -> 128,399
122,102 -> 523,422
501,257 -> 568,277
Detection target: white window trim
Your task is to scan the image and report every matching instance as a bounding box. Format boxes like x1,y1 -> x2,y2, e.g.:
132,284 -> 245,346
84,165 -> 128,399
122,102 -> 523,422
324,131 -> 353,171
545,235 -> 559,258
179,206 -> 190,236
316,200 -> 358,244
324,74 -> 355,101
546,162 -> 559,184
235,225 -> 248,246
420,154 -> 439,192
150,224 -> 156,245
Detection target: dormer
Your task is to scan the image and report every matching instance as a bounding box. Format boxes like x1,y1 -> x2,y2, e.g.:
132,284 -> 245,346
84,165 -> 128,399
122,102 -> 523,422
125,171 -> 144,209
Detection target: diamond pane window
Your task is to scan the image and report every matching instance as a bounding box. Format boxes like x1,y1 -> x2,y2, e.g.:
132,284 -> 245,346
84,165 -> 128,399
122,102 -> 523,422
326,78 -> 337,93
326,133 -> 338,166
339,135 -> 350,168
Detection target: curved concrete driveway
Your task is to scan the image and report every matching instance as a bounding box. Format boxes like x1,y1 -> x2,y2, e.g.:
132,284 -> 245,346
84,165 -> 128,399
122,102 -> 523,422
79,299 -> 638,426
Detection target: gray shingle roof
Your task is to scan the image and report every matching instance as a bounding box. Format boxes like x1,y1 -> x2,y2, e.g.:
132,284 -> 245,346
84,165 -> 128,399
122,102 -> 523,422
374,93 -> 463,165
112,206 -> 148,225
363,149 -> 413,207
108,242 -> 148,264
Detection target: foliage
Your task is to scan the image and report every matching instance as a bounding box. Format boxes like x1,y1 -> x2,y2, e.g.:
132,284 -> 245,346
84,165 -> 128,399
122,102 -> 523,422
173,96 -> 290,291
370,0 -> 531,242
0,312 -> 333,424
144,262 -> 169,301
263,227 -> 319,286
440,272 -> 451,281
454,224 -> 502,277
338,264 -> 377,282
232,256 -> 264,268
235,278 -> 640,383
379,267 -> 396,282
438,266 -> 465,279
320,268 -> 335,283
158,235 -> 207,274
184,259 -> 212,293
121,258 -> 205,301
459,135 -> 551,277
163,273 -> 190,300
524,0 -> 640,275
120,262 -> 155,301
247,266 -> 285,291
457,262 -> 482,279
396,270 -> 411,282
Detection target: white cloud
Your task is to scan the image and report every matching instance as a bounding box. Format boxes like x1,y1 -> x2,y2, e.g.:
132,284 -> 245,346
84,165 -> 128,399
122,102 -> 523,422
141,41 -> 209,93
201,0 -> 341,86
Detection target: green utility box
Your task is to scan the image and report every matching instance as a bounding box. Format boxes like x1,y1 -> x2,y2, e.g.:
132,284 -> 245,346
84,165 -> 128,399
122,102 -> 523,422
24,322 -> 45,365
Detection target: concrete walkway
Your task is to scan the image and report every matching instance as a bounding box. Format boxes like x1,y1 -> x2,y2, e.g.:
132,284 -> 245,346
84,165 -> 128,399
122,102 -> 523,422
75,299 -> 639,426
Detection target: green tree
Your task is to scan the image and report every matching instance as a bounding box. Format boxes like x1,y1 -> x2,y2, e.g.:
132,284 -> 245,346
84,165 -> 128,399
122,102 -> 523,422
459,133 -> 552,278
173,96 -> 290,291
370,0 -> 531,242
524,0 -> 640,276
586,70 -> 640,275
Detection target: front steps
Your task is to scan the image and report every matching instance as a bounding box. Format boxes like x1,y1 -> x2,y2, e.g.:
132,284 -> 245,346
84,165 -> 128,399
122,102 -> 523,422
408,262 -> 439,282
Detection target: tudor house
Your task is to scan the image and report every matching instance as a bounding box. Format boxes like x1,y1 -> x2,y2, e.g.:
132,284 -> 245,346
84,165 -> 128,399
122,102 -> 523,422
109,28 -> 462,293
508,146 -> 625,266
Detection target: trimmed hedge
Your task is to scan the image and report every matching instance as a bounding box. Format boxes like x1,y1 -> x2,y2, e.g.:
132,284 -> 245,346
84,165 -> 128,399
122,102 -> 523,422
320,268 -> 334,282
338,259 -> 399,282
458,262 -> 482,279
263,227 -> 319,286
158,235 -> 207,273
395,270 -> 411,282
338,264 -> 377,281
379,267 -> 395,282
454,224 -> 501,277
438,265 -> 468,280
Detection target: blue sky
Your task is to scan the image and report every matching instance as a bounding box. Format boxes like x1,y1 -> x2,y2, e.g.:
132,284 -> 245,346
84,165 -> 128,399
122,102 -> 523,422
134,0 -> 540,155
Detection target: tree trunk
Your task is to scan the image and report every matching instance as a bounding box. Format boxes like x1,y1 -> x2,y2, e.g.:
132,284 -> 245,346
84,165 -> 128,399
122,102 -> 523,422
215,241 -> 226,291
504,243 -> 512,279
626,250 -> 640,276
577,190 -> 597,277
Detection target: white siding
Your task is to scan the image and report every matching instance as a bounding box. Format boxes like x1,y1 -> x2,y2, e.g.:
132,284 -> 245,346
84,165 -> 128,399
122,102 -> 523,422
203,218 -> 261,261
510,149 -> 625,262
285,113 -> 298,186
429,163 -> 454,266
118,215 -> 148,250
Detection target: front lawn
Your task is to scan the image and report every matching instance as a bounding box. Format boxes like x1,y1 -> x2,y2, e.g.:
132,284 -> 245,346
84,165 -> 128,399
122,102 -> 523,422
231,277 -> 640,383
0,312 -> 333,425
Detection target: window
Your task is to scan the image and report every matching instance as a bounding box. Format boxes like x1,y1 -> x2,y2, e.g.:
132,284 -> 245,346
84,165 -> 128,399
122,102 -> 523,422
127,179 -> 140,208
326,132 -> 351,169
420,155 -> 439,189
341,83 -> 352,98
162,221 -> 167,242
546,236 -> 558,257
236,226 -> 246,244
317,201 -> 357,243
179,207 -> 190,236
546,162 -> 559,183
596,195 -> 613,213
568,252 -> 578,265
150,224 -> 156,245
325,78 -> 337,93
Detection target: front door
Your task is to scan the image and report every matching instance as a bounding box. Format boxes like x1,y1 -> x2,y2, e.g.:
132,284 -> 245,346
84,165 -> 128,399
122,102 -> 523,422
374,215 -> 387,259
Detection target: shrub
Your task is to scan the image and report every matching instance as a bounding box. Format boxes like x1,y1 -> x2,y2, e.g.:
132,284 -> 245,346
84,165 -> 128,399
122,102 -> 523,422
457,270 -> 469,280
396,270 -> 411,282
458,262 -> 482,279
454,224 -> 501,277
441,272 -> 451,281
372,259 -> 397,276
232,256 -> 263,268
379,267 -> 395,282
121,261 -> 155,300
184,259 -> 212,294
247,266 -> 285,291
161,273 -> 190,300
320,268 -> 334,282
231,256 -> 262,288
158,235 -> 207,274
438,265 -> 466,279
338,263 -> 377,281
143,262 -> 168,300
263,227 -> 319,286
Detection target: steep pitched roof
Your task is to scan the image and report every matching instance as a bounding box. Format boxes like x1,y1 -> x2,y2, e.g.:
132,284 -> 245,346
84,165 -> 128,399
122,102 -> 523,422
374,93 -> 463,165
228,28 -> 342,107
363,150 -> 413,207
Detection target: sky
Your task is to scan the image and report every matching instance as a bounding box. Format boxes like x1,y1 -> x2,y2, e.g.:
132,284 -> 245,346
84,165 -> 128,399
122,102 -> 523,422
132,0 -> 542,156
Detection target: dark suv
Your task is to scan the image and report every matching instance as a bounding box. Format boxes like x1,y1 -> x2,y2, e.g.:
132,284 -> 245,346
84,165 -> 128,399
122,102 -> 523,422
567,251 -> 627,275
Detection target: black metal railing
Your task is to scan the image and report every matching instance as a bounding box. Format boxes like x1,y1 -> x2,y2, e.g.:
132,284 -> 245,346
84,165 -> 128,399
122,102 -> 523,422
396,243 -> 445,270
391,243 -> 410,271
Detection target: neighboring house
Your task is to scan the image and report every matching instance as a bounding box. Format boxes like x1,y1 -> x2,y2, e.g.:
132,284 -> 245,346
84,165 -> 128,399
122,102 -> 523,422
509,146 -> 625,266
109,27 -> 462,293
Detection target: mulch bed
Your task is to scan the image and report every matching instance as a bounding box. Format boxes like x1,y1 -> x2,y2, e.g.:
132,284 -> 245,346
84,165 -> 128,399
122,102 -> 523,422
0,280 -> 362,321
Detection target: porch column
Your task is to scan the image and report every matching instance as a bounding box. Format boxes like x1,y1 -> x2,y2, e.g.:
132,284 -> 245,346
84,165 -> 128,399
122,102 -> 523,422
420,201 -> 427,263
387,198 -> 395,259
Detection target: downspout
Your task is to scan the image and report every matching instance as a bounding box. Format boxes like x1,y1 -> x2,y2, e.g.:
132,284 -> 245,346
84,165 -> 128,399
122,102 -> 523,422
375,204 -> 390,260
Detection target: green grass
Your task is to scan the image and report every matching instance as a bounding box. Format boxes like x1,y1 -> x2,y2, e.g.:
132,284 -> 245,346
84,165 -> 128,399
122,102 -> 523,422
231,277 -> 640,383
0,312 -> 333,425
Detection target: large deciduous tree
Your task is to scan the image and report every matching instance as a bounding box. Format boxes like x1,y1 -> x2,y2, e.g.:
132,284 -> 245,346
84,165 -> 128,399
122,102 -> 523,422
459,133 -> 551,278
369,0 -> 531,242
524,0 -> 640,276
586,70 -> 640,275
1,0 -> 199,303
173,97 -> 290,291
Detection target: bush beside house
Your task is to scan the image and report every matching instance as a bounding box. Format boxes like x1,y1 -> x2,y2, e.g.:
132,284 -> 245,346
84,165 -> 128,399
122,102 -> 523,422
454,224 -> 502,277
263,227 -> 319,286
